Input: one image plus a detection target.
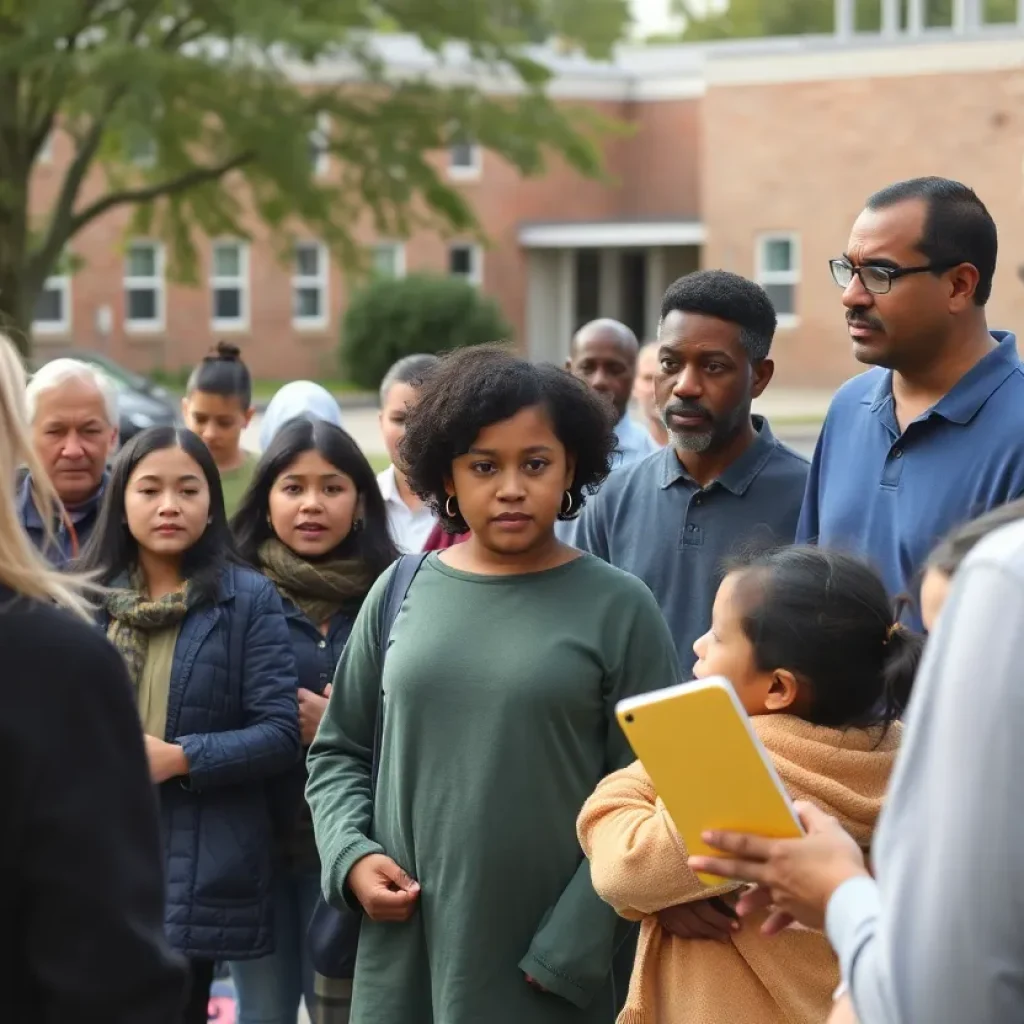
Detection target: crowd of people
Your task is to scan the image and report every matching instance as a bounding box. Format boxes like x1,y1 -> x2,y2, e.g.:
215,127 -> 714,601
4,172 -> 1024,1024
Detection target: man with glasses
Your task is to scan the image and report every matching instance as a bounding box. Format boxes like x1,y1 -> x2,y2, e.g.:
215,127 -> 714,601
798,176 -> 1024,625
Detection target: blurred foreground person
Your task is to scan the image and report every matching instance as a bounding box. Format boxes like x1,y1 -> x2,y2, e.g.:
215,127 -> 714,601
0,334 -> 186,1021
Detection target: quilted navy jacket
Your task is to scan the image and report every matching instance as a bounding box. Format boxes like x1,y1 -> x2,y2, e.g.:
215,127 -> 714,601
104,564 -> 301,961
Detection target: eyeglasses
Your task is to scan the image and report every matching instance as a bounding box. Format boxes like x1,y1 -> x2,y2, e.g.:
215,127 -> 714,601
829,259 -> 955,296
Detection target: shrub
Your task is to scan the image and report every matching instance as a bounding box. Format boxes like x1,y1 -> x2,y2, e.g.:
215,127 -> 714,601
340,273 -> 513,391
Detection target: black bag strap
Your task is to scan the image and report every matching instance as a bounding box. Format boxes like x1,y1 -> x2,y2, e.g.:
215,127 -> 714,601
369,553 -> 426,804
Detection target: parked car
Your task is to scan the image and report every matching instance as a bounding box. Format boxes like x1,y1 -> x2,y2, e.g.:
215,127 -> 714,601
29,350 -> 179,444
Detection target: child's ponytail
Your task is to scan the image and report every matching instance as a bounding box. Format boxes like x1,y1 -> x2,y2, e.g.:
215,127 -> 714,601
879,623 -> 925,726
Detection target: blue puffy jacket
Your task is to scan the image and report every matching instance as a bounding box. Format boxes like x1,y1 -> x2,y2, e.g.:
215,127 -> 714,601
106,565 -> 301,961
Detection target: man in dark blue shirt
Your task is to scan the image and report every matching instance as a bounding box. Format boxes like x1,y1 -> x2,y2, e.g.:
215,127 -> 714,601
798,177 -> 1024,624
578,270 -> 809,675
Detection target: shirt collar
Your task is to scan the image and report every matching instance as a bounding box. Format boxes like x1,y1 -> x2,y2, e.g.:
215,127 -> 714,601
866,331 -> 1020,426
376,465 -> 400,504
18,471 -> 108,528
659,415 -> 778,496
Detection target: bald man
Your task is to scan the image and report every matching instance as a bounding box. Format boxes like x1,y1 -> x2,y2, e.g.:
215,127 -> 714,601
634,341 -> 669,448
566,319 -> 659,470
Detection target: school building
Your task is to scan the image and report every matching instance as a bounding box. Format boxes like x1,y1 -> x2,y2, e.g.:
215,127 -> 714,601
28,8 -> 1024,388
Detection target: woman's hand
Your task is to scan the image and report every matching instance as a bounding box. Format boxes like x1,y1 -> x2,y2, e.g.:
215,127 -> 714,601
347,853 -> 421,922
827,994 -> 859,1024
686,801 -> 869,933
297,686 -> 331,746
143,735 -> 189,784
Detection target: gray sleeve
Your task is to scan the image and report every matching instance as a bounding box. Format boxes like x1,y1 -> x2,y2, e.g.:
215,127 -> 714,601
826,556 -> 1024,1024
576,488 -> 610,561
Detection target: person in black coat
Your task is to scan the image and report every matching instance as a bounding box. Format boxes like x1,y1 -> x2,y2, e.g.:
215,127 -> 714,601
0,331 -> 186,1021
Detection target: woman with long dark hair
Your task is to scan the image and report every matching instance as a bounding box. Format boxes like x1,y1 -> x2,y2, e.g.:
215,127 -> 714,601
229,417 -> 397,1024
77,426 -> 300,1024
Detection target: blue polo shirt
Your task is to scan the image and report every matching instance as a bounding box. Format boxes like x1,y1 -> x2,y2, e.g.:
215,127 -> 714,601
797,331 -> 1024,626
577,416 -> 809,674
17,472 -> 107,569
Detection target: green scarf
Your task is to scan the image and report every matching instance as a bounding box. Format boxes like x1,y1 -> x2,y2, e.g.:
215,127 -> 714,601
105,576 -> 190,690
258,538 -> 375,626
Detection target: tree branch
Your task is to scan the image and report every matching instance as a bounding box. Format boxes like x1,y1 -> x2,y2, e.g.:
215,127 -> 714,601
69,151 -> 256,234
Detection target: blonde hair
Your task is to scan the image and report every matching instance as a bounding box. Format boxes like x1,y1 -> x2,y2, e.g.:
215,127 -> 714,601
0,334 -> 96,619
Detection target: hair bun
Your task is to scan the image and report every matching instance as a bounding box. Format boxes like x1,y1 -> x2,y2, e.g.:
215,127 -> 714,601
211,340 -> 241,362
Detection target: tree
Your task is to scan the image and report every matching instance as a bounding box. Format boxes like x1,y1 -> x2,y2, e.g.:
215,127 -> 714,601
3,0 -> 630,354
341,273 -> 512,389
671,0 -> 1018,40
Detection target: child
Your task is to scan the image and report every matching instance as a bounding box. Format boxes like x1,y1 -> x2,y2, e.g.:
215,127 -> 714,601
229,417 -> 397,1024
577,546 -> 923,1024
181,341 -> 256,516
306,345 -> 680,1024
77,426 -> 300,1024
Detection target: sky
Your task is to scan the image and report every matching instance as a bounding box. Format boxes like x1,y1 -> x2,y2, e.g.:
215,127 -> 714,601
630,0 -> 683,36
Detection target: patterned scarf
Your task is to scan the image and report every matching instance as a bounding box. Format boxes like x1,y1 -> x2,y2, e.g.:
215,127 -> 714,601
258,538 -> 375,626
105,576 -> 191,689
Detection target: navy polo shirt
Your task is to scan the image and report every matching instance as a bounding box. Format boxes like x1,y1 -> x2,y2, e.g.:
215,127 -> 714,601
577,416 -> 809,675
797,331 -> 1024,626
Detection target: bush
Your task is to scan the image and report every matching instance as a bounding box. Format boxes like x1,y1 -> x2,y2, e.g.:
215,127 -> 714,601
340,273 -> 513,391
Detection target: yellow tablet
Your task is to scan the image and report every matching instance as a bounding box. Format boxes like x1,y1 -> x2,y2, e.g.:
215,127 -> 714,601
616,677 -> 803,885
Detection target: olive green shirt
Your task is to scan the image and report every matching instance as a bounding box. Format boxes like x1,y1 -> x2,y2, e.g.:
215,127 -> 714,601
137,626 -> 180,739
307,553 -> 680,1024
220,452 -> 259,518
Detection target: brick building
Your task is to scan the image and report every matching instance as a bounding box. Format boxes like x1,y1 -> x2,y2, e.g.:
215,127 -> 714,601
28,9 -> 1024,388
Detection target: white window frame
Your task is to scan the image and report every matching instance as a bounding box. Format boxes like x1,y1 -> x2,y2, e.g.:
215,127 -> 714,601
210,240 -> 250,332
448,243 -> 483,286
447,140 -> 482,181
292,241 -> 329,330
310,113 -> 331,178
124,240 -> 165,333
755,232 -> 800,329
38,130 -> 54,165
32,274 -> 71,335
371,241 -> 406,279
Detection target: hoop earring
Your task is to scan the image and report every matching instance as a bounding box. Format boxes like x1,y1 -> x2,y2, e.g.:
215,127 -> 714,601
445,495 -> 458,519
562,490 -> 573,516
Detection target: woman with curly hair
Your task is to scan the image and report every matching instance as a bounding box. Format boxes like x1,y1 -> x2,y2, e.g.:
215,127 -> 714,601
306,345 -> 680,1024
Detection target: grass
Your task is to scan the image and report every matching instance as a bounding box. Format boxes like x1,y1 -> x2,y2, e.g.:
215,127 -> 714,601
366,452 -> 391,473
249,378 -> 367,402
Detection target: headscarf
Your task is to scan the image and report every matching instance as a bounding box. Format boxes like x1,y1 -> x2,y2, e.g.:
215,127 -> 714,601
259,381 -> 344,451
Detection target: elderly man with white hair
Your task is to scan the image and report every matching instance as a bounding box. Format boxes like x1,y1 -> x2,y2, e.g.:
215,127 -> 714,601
18,358 -> 119,567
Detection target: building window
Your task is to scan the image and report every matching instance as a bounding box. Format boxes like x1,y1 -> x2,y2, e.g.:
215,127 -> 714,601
127,134 -> 157,168
309,113 -> 330,178
33,275 -> 71,335
211,241 -> 249,330
371,242 -> 406,279
448,243 -> 482,286
124,241 -> 164,331
38,130 -> 54,165
293,241 -> 329,329
756,233 -> 800,325
448,138 -> 481,180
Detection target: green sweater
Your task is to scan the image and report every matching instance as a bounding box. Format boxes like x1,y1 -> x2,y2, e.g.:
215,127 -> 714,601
219,452 -> 259,519
306,552 -> 680,1024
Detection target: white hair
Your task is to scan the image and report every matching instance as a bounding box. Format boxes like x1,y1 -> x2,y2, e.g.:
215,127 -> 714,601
0,337 -> 97,619
26,358 -> 119,426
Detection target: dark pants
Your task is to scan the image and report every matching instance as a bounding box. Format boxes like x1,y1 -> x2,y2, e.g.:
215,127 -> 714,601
181,958 -> 216,1024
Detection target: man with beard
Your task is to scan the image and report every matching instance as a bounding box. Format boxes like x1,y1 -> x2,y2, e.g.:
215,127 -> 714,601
798,177 -> 1024,627
577,270 -> 808,674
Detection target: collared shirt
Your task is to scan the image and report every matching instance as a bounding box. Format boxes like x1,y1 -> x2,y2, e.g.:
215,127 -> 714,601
825,517 -> 1024,1024
377,465 -> 437,555
613,412 -> 660,469
17,471 -> 108,569
555,413 -> 661,546
797,331 -> 1024,626
577,417 -> 809,674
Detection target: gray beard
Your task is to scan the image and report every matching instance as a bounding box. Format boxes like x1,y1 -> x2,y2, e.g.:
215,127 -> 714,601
669,428 -> 713,453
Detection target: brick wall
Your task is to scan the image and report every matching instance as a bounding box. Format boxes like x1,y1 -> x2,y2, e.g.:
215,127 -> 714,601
701,66 -> 1024,387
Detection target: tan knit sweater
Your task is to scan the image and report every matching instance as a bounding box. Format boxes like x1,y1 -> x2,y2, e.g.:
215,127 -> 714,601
577,714 -> 900,1024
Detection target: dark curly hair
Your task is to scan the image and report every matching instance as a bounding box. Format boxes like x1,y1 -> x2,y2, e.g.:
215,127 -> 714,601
400,345 -> 616,534
660,270 -> 777,362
